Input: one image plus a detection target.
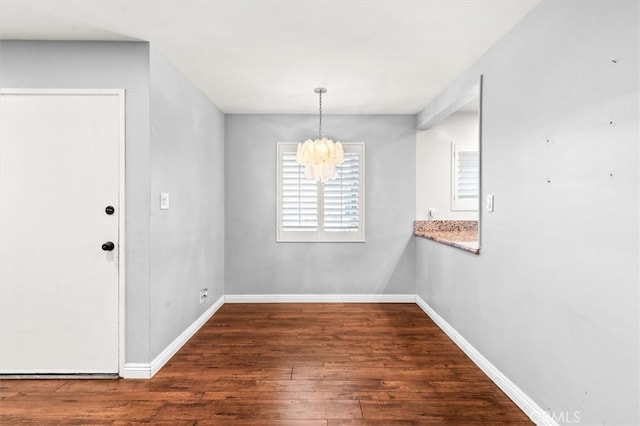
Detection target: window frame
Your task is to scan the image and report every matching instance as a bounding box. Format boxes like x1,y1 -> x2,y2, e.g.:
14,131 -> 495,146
451,143 -> 479,211
277,142 -> 365,243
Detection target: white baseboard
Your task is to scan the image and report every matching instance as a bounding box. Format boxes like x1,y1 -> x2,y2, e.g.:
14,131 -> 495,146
120,362 -> 151,379
122,295 -> 225,379
224,294 -> 417,303
415,296 -> 558,426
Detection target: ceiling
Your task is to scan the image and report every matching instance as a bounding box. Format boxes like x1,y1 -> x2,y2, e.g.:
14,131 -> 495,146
0,0 -> 540,114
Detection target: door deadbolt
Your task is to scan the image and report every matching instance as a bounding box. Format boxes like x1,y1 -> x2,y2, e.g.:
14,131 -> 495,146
101,241 -> 115,251
105,206 -> 115,215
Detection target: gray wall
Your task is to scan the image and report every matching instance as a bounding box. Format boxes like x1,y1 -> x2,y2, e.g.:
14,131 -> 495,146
225,114 -> 415,295
149,48 -> 225,358
0,41 -> 153,364
0,41 -> 226,366
416,1 -> 639,424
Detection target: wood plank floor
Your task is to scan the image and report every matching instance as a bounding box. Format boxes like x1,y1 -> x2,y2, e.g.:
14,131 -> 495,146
1,303 -> 532,424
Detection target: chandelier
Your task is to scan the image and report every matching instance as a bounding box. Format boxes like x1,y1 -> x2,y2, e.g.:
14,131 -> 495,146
296,88 -> 344,182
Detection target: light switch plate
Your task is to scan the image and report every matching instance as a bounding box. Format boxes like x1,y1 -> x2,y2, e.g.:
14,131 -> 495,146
486,195 -> 494,212
160,193 -> 170,210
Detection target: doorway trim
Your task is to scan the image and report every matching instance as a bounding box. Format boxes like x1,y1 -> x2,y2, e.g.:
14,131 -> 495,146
0,88 -> 126,376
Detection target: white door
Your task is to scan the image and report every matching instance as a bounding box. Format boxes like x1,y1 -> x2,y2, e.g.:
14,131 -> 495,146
0,90 -> 123,374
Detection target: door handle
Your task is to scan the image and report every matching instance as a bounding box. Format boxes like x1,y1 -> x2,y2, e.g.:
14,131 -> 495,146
101,241 -> 115,251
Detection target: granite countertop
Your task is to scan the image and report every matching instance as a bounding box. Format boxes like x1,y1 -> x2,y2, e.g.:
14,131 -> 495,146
414,220 -> 480,254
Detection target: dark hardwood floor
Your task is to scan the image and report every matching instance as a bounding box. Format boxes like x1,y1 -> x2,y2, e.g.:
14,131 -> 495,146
1,303 -> 532,424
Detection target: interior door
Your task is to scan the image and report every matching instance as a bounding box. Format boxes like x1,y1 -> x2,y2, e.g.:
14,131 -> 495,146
0,90 -> 122,374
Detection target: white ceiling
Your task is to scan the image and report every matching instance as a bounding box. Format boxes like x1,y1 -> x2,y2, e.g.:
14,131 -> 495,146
0,0 -> 540,114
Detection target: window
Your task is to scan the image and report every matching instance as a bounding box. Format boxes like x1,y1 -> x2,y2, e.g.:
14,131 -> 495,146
451,143 -> 479,211
277,142 -> 365,242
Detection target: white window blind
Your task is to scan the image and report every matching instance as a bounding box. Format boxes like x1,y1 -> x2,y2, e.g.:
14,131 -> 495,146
323,152 -> 360,231
277,142 -> 365,242
281,152 -> 318,230
452,144 -> 479,211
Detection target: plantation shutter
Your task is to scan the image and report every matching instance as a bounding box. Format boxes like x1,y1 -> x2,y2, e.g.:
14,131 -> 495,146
452,144 -> 479,211
324,152 -> 360,231
281,152 -> 318,230
456,150 -> 479,199
277,142 -> 365,242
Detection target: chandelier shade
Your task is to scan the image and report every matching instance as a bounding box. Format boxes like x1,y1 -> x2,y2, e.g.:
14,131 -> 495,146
296,88 -> 344,182
296,137 -> 344,182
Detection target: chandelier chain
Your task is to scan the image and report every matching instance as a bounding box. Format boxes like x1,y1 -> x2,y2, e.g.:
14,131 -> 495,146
318,90 -> 323,139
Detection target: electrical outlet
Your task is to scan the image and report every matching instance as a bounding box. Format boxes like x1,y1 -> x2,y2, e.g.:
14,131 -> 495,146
199,288 -> 208,304
428,208 -> 436,219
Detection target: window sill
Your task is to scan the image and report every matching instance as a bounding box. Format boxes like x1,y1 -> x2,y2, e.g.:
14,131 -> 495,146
413,220 -> 479,255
